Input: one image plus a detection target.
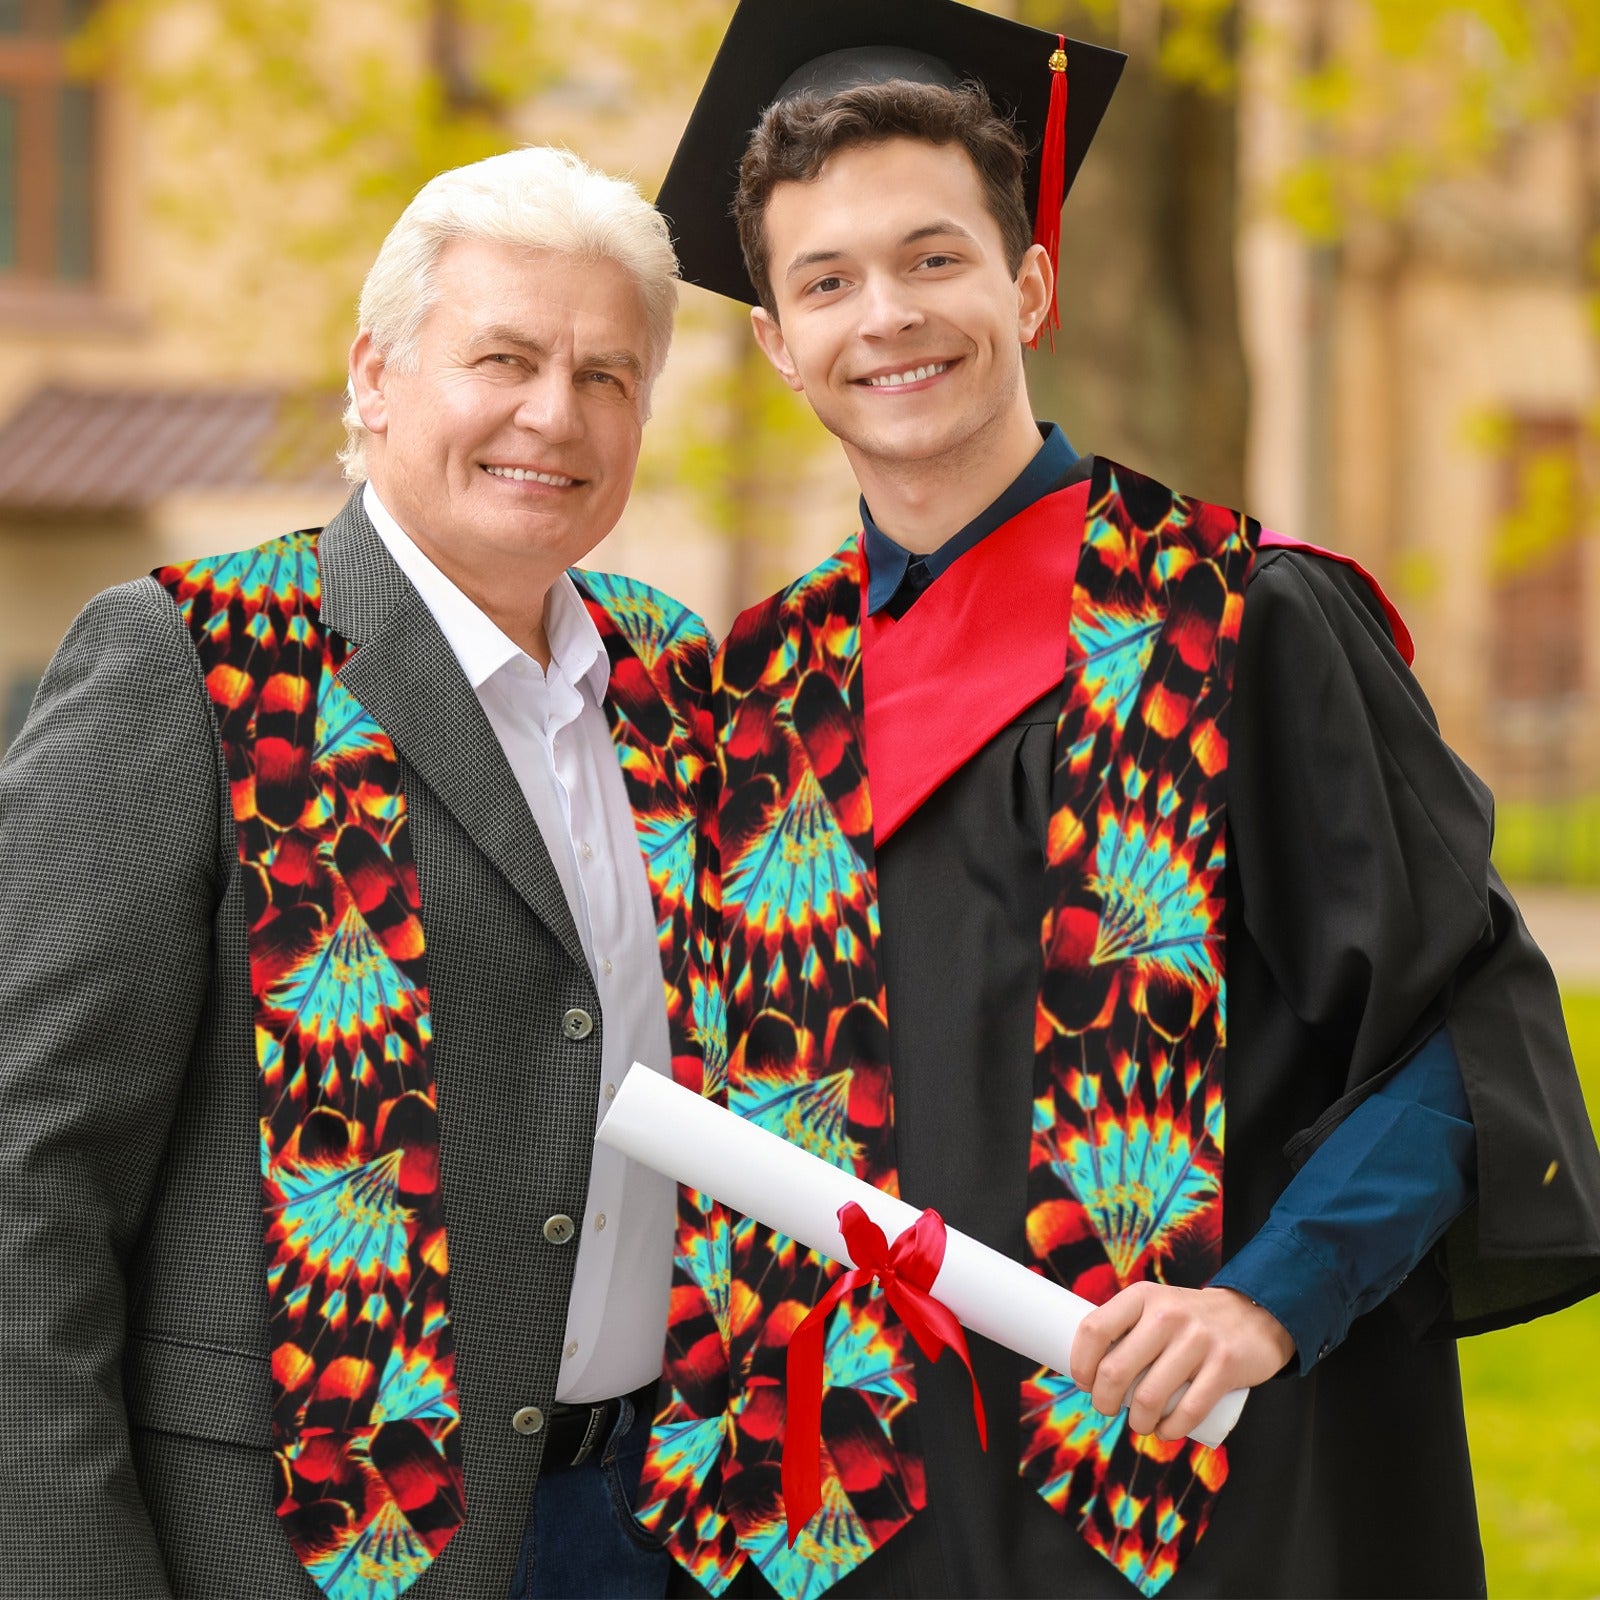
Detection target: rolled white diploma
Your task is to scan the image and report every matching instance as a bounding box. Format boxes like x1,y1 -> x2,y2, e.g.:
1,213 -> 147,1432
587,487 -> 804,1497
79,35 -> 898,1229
598,1062 -> 1246,1449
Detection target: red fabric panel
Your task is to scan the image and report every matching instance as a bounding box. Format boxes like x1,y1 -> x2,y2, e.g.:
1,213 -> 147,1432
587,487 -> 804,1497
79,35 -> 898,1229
859,499 -> 1414,851
861,482 -> 1088,849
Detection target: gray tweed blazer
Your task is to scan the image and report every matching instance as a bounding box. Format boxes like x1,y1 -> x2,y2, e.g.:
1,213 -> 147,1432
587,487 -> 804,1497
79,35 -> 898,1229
0,494 -> 673,1598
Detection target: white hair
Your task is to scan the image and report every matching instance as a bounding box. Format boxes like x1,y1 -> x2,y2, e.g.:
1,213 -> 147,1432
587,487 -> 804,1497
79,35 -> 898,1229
340,145 -> 679,482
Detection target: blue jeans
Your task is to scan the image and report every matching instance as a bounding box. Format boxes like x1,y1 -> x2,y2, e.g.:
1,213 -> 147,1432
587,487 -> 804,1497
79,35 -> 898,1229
508,1392 -> 671,1599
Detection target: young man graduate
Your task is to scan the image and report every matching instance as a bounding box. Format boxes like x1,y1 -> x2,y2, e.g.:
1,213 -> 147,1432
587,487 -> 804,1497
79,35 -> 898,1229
634,3 -> 1600,1598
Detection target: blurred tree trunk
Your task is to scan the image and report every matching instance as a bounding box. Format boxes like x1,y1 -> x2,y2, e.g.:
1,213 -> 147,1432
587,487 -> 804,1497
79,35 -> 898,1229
722,327 -> 778,623
1025,8 -> 1250,509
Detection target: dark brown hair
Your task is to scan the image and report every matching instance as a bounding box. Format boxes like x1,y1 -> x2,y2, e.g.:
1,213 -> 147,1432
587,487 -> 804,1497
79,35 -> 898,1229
735,79 -> 1032,315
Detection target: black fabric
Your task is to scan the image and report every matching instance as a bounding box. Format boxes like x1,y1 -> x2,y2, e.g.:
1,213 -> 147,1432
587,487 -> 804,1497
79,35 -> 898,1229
880,557 -> 934,621
1228,550 -> 1600,1331
691,540 -> 1600,1599
777,45 -> 959,100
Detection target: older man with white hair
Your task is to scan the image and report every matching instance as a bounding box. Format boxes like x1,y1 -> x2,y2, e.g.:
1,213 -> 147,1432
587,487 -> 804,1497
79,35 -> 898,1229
0,146 -> 715,1600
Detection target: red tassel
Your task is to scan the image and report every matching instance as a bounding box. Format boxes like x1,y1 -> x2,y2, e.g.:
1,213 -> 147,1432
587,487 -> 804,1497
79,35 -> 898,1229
1029,37 -> 1069,352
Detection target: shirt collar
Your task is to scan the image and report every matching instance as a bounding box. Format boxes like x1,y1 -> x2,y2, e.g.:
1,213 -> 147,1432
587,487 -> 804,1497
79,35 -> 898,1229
362,481 -> 608,701
862,422 -> 1079,616
544,572 -> 609,704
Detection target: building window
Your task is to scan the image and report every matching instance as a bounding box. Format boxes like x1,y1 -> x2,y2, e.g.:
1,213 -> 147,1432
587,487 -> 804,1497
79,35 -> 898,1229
1489,416 -> 1588,707
0,0 -> 97,284
1486,413 -> 1593,815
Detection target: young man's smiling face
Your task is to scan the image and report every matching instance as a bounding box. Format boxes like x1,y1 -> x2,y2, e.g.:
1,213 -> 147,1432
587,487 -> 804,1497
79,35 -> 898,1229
751,135 -> 1050,475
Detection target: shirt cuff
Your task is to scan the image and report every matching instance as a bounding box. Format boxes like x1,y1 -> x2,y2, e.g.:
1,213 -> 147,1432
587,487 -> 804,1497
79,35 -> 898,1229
1211,1223 -> 1350,1375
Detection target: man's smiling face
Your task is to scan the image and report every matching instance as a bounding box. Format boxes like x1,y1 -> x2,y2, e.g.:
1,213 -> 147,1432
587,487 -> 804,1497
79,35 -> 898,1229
355,236 -> 651,585
751,136 -> 1041,472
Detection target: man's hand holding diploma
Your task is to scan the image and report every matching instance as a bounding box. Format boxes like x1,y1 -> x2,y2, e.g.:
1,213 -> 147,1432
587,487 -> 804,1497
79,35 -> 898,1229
596,1062 -> 1250,1451
1071,1283 -> 1297,1441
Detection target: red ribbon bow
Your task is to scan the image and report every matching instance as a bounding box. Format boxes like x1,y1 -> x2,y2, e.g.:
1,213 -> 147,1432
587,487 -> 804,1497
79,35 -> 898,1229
783,1202 -> 988,1543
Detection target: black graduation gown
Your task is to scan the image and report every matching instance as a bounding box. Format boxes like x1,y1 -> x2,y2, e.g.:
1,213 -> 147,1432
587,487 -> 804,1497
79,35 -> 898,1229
707,542 -> 1600,1600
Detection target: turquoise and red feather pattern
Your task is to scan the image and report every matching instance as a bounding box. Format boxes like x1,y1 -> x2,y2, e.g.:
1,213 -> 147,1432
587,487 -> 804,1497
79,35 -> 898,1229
639,547 -> 925,1599
155,543 -> 722,1600
572,570 -> 723,1103
157,533 -> 464,1600
1021,463 -> 1258,1596
574,571 -> 744,1589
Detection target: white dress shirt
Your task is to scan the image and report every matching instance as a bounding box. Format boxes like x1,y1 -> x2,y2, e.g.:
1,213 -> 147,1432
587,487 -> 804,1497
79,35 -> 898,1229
363,483 -> 675,1404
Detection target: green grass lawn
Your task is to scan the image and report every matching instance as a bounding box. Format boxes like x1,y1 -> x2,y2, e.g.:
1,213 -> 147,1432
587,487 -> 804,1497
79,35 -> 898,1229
1460,990 -> 1600,1597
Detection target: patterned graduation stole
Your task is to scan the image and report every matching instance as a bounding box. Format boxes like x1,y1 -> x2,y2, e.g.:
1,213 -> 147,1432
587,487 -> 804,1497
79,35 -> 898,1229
157,541 -> 722,1600
574,572 -> 739,1581
571,570 -> 723,1106
646,460 -> 1258,1600
640,550 -> 917,1600
158,533 -> 465,1600
1019,466 -> 1257,1596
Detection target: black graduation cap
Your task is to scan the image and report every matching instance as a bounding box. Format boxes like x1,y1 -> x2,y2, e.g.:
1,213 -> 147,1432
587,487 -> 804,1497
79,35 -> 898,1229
657,0 -> 1127,318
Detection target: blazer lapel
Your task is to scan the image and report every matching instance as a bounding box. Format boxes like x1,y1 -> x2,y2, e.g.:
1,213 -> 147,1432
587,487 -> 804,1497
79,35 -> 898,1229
316,493 -> 588,973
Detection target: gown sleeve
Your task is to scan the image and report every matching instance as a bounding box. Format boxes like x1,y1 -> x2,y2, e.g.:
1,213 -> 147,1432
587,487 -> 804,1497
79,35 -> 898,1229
1228,548 -> 1600,1337
1212,1024 -> 1475,1369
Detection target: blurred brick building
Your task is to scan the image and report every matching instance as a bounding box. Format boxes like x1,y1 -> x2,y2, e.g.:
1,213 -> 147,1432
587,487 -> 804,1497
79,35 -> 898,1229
0,0 -> 853,750
1239,0 -> 1600,836
0,0 -> 349,739
3,0 -> 1596,847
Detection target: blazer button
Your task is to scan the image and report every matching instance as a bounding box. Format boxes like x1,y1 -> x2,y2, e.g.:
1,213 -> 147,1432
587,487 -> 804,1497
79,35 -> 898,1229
544,1214 -> 576,1245
561,1007 -> 594,1041
512,1405 -> 545,1436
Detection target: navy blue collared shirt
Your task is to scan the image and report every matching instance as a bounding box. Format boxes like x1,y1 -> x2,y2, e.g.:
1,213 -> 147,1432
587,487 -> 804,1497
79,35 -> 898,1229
861,422 -> 1478,1369
863,423 -> 1081,617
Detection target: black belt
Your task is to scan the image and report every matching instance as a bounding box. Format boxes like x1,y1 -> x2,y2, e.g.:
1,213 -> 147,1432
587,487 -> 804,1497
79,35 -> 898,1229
543,1378 -> 659,1470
